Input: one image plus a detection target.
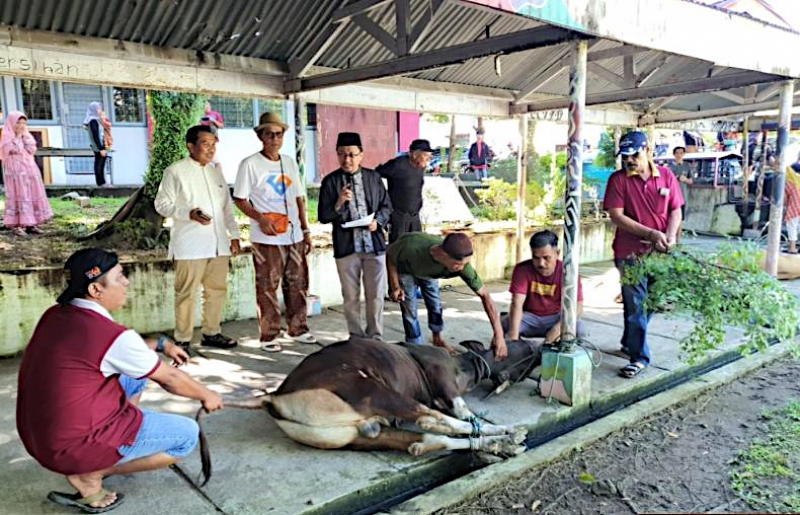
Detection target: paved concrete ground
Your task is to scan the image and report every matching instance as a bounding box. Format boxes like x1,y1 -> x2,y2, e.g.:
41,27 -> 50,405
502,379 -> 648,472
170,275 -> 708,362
0,235 -> 796,515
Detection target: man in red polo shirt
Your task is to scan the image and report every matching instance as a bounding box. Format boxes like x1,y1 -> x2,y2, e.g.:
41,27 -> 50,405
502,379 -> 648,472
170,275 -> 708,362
502,230 -> 586,343
16,248 -> 223,513
603,131 -> 683,378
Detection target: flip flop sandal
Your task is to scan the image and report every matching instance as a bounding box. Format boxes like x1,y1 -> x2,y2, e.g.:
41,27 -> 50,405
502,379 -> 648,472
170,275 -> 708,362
618,362 -> 646,379
48,489 -> 125,514
284,332 -> 317,344
261,341 -> 282,353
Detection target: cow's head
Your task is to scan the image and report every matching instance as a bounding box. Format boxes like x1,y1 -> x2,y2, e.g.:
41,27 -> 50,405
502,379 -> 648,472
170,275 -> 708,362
456,339 -> 543,391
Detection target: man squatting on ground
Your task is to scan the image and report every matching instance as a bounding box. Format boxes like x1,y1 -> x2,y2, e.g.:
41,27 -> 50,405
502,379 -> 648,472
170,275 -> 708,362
503,230 -> 586,343
16,248 -> 222,513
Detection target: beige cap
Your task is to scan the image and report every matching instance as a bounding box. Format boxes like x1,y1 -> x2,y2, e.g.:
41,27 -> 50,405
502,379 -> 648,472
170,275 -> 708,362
254,111 -> 289,132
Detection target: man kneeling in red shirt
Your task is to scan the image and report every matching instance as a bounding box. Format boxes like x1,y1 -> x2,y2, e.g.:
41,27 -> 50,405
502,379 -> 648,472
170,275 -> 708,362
16,248 -> 223,513
503,230 -> 586,343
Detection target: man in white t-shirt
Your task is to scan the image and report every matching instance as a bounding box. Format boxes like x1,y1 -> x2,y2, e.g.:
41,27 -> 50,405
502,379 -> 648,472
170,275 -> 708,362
233,112 -> 316,352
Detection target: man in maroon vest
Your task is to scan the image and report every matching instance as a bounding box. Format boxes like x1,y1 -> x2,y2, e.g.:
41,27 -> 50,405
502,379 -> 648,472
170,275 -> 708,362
17,248 -> 223,513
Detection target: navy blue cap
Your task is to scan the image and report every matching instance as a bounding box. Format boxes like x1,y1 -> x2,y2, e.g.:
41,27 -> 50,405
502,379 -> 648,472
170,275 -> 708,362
617,131 -> 649,156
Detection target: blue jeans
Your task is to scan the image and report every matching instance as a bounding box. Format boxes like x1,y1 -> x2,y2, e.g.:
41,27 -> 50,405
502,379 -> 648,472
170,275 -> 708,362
116,376 -> 200,463
399,274 -> 443,344
501,312 -> 587,339
616,259 -> 652,366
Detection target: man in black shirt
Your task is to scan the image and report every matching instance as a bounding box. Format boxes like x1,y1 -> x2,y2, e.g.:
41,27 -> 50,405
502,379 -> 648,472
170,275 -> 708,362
376,139 -> 434,243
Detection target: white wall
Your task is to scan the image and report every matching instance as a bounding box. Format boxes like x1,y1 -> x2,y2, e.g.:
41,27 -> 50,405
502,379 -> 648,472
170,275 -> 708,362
109,126 -> 149,185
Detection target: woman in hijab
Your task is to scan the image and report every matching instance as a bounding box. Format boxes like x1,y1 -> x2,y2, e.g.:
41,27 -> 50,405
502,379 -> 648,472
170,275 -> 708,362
785,157 -> 800,254
83,101 -> 108,186
1,111 -> 53,236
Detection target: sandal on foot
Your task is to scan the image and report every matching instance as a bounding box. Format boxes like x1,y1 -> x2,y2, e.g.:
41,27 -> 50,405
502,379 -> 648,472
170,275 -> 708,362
284,332 -> 317,344
27,226 -> 44,234
261,341 -> 282,353
10,227 -> 26,237
619,362 -> 646,379
48,489 -> 125,513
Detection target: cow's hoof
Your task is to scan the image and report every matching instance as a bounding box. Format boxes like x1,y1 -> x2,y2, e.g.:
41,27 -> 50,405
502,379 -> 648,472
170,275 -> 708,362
484,436 -> 526,457
511,427 -> 528,444
358,420 -> 382,439
408,442 -> 426,456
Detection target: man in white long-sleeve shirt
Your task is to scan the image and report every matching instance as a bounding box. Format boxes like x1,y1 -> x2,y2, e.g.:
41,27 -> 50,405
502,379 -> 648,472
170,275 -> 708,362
155,125 -> 240,349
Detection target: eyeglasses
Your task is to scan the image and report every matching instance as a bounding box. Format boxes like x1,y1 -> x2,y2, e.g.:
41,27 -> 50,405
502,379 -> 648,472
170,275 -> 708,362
261,131 -> 284,139
337,152 -> 362,160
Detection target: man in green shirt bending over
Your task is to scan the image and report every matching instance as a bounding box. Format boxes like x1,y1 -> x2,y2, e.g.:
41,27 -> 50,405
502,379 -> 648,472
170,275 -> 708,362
387,232 -> 507,359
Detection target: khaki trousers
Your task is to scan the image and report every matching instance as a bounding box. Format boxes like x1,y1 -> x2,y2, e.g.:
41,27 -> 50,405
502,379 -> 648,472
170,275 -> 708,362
335,252 -> 386,339
173,257 -> 229,342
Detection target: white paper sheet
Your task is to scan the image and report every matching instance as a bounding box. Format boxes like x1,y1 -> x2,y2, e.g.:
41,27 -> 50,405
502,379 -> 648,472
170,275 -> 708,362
341,212 -> 374,229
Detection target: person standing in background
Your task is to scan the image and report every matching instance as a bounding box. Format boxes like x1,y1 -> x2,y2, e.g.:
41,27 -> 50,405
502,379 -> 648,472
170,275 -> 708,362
84,102 -> 108,187
468,128 -> 493,180
1,111 -> 53,236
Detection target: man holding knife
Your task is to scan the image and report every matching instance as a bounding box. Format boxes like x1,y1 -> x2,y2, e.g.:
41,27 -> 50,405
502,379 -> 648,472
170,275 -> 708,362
318,132 -> 392,340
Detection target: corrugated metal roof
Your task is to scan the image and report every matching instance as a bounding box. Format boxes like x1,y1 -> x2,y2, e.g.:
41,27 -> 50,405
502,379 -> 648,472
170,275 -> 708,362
0,0 -> 790,118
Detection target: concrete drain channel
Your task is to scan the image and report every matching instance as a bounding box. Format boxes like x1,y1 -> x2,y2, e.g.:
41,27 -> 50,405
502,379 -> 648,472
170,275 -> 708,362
300,344 -> 761,515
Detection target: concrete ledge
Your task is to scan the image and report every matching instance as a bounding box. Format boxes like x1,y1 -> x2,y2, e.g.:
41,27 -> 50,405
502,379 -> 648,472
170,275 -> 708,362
387,343 -> 791,515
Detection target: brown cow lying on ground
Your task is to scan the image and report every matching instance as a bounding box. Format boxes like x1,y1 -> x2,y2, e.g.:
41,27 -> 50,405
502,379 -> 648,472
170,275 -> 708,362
258,338 -> 540,456
198,338 -> 542,485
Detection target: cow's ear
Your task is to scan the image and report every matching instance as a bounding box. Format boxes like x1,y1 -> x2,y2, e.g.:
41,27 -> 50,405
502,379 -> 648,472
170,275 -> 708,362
458,340 -> 487,354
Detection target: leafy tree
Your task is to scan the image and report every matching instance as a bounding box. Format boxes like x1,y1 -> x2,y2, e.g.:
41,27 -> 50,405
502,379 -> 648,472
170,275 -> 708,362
144,92 -> 206,199
595,126 -> 632,169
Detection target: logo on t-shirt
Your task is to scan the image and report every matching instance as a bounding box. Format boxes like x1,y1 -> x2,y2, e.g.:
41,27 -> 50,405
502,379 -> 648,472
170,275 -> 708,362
530,281 -> 557,297
265,174 -> 292,195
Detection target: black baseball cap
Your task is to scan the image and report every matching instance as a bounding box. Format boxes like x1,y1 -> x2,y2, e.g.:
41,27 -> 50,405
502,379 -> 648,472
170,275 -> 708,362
409,139 -> 434,153
57,248 -> 119,304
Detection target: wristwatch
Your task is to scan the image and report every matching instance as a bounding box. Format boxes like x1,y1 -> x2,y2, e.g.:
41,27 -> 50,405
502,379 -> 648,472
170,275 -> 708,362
156,334 -> 169,353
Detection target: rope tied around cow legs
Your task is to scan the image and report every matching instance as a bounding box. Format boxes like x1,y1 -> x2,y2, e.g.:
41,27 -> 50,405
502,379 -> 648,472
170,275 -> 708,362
469,415 -> 483,438
469,435 -> 483,451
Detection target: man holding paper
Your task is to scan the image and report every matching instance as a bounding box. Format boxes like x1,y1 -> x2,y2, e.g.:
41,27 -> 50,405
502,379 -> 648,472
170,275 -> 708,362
318,132 -> 393,339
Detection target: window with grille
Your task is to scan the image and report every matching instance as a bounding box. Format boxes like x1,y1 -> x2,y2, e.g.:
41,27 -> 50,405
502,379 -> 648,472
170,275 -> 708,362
206,96 -> 255,128
19,79 -> 55,120
257,98 -> 284,117
112,87 -> 145,124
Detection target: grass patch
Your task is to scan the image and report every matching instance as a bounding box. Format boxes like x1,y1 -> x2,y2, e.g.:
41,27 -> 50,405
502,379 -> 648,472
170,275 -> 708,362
48,197 -> 127,236
729,400 -> 800,512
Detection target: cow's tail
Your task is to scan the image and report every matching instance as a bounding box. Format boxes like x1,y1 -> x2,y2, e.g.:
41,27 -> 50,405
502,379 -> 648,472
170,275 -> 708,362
195,395 -> 272,487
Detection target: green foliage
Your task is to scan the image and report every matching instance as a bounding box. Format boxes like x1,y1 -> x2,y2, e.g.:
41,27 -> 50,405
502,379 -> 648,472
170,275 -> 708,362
623,243 -> 799,365
144,91 -> 205,199
595,126 -> 632,169
729,400 -> 800,512
427,113 -> 450,124
473,178 -> 517,221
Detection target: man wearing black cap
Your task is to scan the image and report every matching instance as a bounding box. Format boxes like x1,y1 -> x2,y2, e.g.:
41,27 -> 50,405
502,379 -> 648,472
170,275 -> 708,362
468,127 -> 493,180
319,132 -> 392,339
17,248 -> 222,513
376,139 -> 434,243
386,232 -> 507,359
604,131 -> 683,379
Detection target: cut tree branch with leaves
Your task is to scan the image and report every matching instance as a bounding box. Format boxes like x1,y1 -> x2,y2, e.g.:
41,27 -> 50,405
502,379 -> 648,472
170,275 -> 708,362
623,243 -> 799,364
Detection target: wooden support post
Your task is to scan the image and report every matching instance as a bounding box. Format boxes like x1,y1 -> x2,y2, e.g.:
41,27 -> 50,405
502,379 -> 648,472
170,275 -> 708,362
765,80 -> 794,276
741,115 -> 750,226
614,126 -> 622,170
294,94 -> 307,184
542,39 -> 592,408
516,114 -> 528,263
448,114 -> 457,174
561,39 -> 587,345
753,129 -> 768,230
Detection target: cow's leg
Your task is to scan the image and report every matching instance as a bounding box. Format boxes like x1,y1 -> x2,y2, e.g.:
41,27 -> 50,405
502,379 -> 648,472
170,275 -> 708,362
347,428 -> 524,457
